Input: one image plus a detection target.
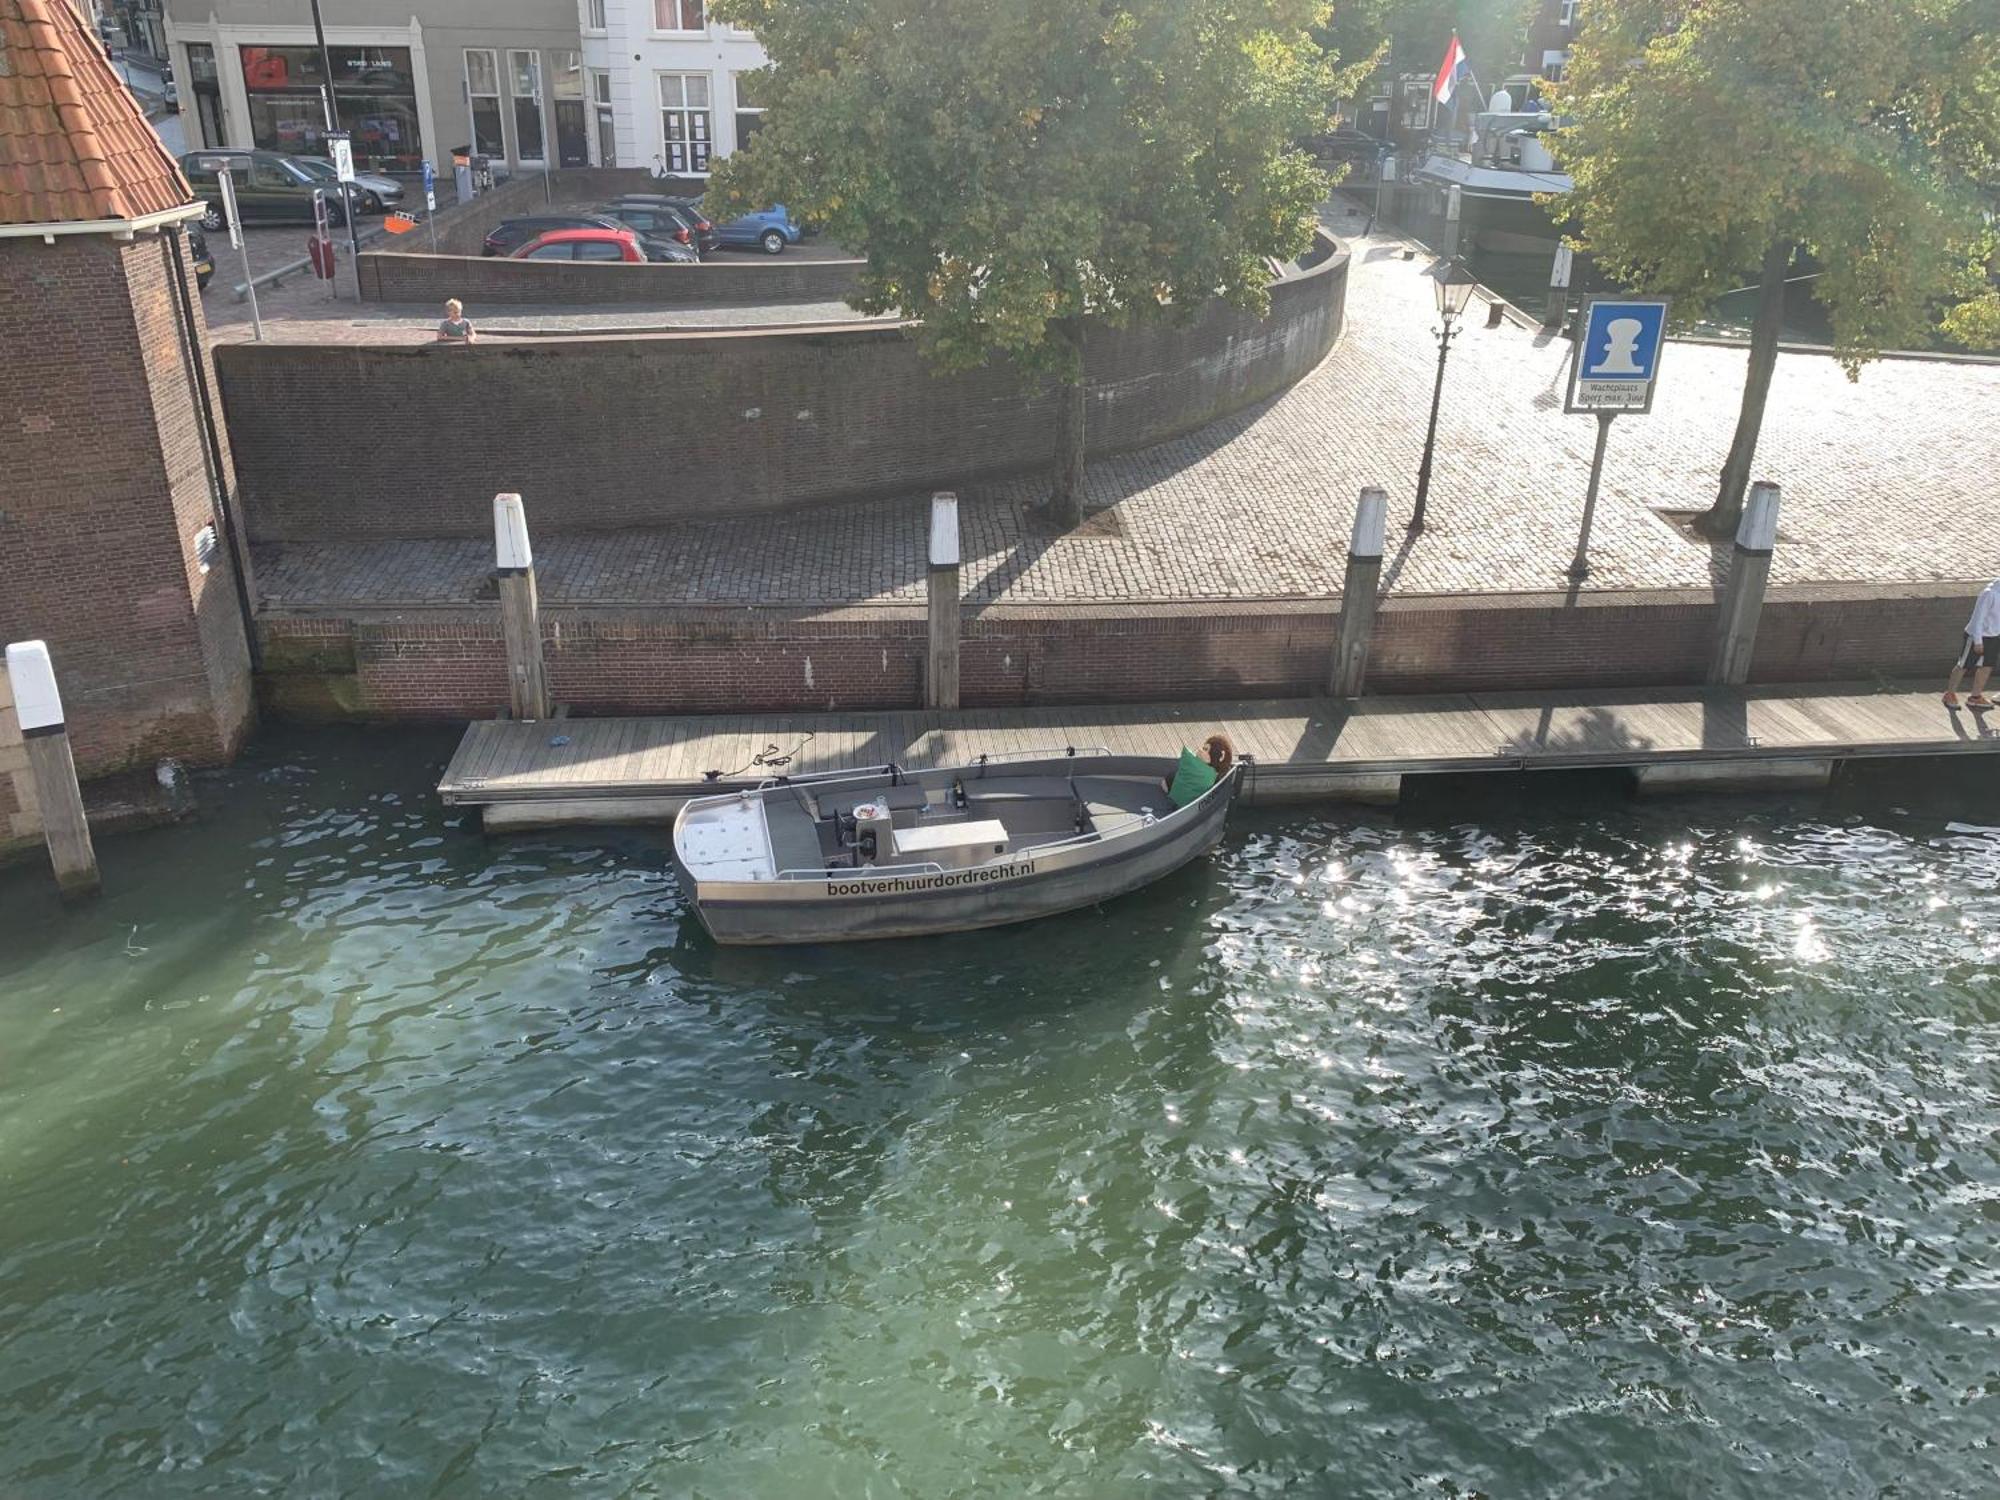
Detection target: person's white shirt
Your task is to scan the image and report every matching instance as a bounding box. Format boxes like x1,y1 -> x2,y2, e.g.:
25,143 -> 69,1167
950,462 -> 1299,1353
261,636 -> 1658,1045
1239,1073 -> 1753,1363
1968,580 -> 2000,642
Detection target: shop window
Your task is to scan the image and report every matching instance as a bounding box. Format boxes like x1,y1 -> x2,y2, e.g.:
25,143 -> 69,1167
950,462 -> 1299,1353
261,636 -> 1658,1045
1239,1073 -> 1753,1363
510,50 -> 546,161
238,43 -> 420,170
658,73 -> 711,173
466,49 -> 504,159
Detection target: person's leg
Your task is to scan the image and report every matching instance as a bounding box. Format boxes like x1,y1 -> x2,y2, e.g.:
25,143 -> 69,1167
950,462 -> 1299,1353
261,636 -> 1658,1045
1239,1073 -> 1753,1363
1972,650 -> 1994,705
1946,638 -> 1976,704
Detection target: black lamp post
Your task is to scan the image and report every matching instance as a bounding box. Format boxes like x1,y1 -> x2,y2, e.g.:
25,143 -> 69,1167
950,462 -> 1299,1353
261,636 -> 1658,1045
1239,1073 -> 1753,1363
1410,256 -> 1478,533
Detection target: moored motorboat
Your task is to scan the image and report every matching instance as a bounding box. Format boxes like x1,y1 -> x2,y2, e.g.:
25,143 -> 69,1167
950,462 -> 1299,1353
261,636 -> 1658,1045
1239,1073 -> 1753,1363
671,750 -> 1241,944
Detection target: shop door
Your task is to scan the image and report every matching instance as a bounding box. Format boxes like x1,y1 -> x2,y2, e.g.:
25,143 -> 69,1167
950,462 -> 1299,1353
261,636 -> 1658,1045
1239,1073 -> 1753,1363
555,100 -> 588,168
195,89 -> 225,148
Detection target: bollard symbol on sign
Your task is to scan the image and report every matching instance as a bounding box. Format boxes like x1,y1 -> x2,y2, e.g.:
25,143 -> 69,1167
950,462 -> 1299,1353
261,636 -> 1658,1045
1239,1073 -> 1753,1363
1565,298 -> 1670,414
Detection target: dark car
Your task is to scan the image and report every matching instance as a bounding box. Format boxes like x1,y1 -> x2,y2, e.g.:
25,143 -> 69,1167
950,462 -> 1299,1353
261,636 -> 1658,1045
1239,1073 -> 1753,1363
187,225 -> 213,289
482,214 -> 623,257
596,199 -> 715,256
638,237 -> 699,264
179,149 -> 348,230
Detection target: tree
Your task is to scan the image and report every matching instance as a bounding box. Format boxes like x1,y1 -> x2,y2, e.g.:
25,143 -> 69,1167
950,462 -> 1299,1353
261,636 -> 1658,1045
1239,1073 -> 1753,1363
706,0 -> 1332,528
1549,0 -> 2000,537
1320,0 -> 1539,97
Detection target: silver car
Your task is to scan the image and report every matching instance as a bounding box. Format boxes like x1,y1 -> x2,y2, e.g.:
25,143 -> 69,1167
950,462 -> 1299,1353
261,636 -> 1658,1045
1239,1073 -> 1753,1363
292,156 -> 405,215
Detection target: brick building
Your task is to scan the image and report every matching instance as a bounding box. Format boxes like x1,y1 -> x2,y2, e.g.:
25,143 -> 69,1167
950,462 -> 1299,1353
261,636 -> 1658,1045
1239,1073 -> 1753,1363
0,0 -> 255,838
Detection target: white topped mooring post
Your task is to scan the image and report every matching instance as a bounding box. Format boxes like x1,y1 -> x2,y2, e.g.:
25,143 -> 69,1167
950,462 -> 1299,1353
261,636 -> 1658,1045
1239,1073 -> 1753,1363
926,492 -> 962,710
1442,184 -> 1464,259
1709,481 -> 1781,687
1330,487 -> 1388,699
493,493 -> 553,720
5,640 -> 99,899
1544,243 -> 1573,329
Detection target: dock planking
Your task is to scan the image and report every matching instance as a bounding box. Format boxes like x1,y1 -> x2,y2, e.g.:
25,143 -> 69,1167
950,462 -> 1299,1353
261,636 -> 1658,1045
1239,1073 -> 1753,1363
437,681 -> 1999,822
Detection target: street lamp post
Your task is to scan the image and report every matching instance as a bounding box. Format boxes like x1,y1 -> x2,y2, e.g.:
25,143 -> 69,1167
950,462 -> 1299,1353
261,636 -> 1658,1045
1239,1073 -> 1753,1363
1410,257 -> 1478,533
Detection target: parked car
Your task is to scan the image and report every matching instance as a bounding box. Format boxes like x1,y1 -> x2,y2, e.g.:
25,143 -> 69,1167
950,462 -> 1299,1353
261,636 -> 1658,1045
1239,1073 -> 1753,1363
187,225 -> 213,289
511,227 -> 648,262
638,237 -> 699,264
291,155 -> 404,215
712,204 -> 803,256
481,214 -> 622,257
162,72 -> 179,112
179,149 -> 348,230
595,199 -> 714,256
619,194 -> 791,254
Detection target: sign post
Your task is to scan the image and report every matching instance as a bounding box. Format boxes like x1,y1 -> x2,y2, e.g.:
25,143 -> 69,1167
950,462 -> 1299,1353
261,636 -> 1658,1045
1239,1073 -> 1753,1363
422,160 -> 439,253
1562,297 -> 1670,580
217,168 -> 261,342
326,130 -> 362,297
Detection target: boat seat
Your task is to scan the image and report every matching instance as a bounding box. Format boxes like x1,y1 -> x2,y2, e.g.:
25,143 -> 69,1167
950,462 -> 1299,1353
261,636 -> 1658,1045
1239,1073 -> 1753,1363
764,802 -> 828,876
1073,775 -> 1169,826
961,775 -> 1079,803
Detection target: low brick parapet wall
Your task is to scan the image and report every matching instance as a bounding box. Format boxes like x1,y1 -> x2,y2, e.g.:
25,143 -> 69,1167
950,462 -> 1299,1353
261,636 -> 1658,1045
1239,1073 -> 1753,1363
219,233 -> 1349,542
356,248 -> 865,306
252,581 -> 1965,723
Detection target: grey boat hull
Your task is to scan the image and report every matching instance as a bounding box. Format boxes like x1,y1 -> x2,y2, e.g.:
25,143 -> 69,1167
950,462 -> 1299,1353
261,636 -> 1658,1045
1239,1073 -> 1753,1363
674,756 -> 1239,945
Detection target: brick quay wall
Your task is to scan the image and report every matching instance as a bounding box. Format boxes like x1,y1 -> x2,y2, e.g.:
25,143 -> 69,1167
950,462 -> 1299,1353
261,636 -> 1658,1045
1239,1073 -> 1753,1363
215,236 -> 1348,543
254,583 -> 1964,724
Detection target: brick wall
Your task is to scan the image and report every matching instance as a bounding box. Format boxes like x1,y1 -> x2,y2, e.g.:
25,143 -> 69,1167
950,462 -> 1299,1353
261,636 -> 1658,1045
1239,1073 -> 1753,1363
357,249 -> 865,306
219,236 -> 1349,543
253,581 -> 1963,724
0,230 -> 253,778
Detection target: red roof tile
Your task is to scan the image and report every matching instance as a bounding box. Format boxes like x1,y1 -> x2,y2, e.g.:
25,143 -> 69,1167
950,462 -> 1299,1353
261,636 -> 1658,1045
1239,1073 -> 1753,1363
0,0 -> 192,226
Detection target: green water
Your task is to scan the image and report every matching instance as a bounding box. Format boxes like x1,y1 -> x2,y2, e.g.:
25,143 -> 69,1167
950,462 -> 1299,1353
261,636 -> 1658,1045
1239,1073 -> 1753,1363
3,731 -> 1999,1498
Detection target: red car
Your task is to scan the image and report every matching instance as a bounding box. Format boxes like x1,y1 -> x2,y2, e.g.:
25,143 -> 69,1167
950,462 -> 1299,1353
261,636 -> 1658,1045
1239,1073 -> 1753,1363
510,226 -> 647,262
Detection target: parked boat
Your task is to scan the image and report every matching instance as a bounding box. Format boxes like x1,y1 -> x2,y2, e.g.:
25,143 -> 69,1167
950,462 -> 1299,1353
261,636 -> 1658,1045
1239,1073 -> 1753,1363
672,751 -> 1241,944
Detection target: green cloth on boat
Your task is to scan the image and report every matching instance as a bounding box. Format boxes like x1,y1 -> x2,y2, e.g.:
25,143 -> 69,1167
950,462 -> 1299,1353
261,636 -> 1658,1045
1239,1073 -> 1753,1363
1168,747 -> 1219,808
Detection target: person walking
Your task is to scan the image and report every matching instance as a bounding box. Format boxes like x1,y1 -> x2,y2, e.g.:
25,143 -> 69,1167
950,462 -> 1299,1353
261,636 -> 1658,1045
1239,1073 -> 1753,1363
1943,577 -> 2000,708
435,298 -> 476,343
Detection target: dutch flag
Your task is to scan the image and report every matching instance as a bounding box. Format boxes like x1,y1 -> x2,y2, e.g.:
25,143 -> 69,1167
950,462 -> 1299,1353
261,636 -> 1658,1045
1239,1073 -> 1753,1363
1433,33 -> 1470,106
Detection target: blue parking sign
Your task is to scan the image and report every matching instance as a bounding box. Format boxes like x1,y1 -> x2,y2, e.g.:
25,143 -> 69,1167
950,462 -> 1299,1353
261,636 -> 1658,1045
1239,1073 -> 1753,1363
1566,297 -> 1670,414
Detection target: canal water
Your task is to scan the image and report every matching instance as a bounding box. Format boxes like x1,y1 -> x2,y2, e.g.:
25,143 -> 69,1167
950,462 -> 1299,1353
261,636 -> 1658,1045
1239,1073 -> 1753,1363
3,730 -> 1997,1497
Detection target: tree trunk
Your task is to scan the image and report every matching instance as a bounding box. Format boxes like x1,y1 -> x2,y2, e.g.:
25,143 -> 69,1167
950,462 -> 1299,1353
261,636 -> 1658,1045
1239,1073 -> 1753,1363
1047,315 -> 1087,530
1700,237 -> 1791,539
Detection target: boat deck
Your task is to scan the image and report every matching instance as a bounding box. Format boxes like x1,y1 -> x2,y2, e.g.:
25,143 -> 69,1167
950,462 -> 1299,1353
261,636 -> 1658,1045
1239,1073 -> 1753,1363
437,681 -> 1998,825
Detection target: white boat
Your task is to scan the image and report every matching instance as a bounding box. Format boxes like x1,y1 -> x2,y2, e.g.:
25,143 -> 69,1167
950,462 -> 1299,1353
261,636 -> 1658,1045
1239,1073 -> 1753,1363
671,750 -> 1241,944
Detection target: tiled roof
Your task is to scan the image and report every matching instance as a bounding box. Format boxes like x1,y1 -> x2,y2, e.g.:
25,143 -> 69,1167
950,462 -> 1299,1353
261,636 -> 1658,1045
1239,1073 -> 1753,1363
0,0 -> 192,226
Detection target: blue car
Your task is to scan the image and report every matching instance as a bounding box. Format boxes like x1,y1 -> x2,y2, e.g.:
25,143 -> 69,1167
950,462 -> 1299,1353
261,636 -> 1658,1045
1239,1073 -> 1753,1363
714,205 -> 802,256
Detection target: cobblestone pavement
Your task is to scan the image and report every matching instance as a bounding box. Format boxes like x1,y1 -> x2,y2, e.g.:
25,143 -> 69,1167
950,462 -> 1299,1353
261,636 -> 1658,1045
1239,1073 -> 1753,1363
254,203 -> 2000,612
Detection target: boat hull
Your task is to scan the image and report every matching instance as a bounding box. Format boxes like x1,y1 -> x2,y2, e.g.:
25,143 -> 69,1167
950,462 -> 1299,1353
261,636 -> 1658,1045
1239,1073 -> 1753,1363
677,759 -> 1238,945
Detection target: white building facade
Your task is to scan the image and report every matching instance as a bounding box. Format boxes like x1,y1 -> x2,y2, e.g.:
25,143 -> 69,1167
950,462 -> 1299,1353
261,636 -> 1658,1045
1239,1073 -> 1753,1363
579,0 -> 768,176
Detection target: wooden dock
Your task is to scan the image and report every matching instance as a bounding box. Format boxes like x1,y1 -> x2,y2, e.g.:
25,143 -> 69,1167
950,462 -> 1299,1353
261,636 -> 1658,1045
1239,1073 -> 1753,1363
437,681 -> 1998,828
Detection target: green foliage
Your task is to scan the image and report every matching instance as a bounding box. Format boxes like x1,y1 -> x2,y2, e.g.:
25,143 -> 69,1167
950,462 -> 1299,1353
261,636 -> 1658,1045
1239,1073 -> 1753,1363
707,0 -> 1335,380
1549,0 -> 2000,367
1319,0 -> 1540,88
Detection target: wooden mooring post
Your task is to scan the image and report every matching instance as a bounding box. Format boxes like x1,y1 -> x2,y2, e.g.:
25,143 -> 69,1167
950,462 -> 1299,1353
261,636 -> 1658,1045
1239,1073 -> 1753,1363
5,640 -> 99,899
1709,481 -> 1780,687
1330,487 -> 1388,698
926,492 -> 961,710
493,493 -> 553,721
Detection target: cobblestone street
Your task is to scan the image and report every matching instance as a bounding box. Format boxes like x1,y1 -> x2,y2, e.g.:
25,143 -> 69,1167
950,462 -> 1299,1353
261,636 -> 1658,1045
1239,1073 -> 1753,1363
255,203 -> 2000,612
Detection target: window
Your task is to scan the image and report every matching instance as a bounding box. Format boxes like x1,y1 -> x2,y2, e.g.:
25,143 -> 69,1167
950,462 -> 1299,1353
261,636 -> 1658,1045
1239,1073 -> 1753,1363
510,49 -> 546,161
593,70 -> 612,105
575,240 -> 626,261
1558,0 -> 1577,26
654,0 -> 705,33
1541,48 -> 1568,82
466,48 -> 503,158
525,242 -> 573,260
238,44 -> 421,170
585,0 -> 607,29
590,68 -> 616,166
658,73 -> 711,173
249,158 -> 293,189
732,70 -> 765,151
